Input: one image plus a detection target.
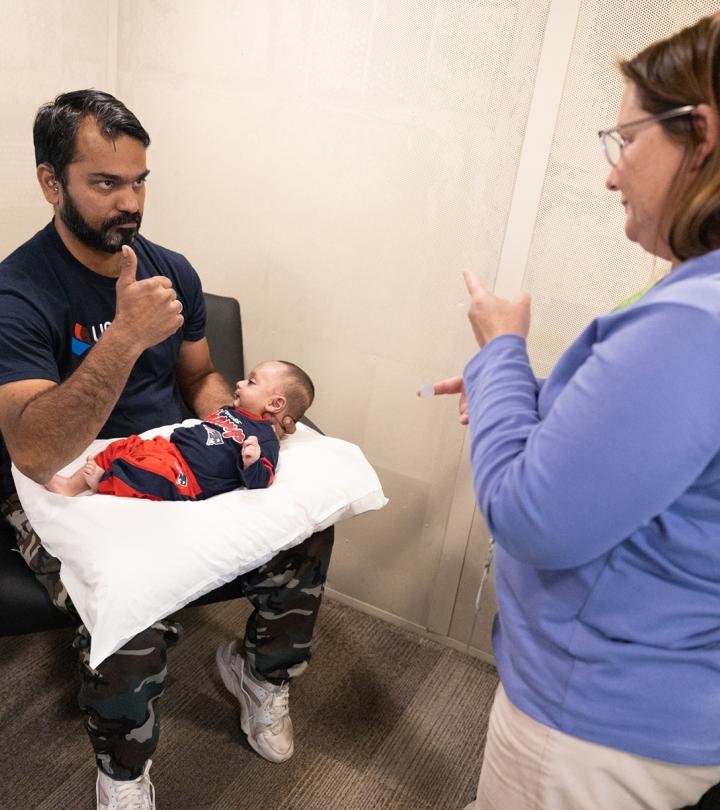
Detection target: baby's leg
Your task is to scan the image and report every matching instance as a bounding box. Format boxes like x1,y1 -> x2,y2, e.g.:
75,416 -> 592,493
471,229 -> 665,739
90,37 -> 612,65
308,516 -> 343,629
46,463 -> 93,497
82,457 -> 105,492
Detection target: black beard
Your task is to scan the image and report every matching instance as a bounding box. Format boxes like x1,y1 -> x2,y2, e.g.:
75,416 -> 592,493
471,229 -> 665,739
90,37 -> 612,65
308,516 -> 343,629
59,188 -> 142,254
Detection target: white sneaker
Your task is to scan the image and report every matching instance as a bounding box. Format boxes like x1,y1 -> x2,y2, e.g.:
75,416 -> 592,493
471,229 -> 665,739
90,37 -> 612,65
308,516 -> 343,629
96,760 -> 155,809
216,640 -> 294,762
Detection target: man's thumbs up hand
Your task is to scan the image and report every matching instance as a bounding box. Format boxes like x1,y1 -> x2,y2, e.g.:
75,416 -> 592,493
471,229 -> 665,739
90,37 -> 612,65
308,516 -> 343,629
112,245 -> 184,353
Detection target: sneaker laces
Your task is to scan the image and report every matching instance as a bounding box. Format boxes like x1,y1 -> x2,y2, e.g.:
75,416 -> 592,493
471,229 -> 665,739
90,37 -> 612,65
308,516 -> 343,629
115,769 -> 155,810
267,683 -> 290,726
241,666 -> 290,730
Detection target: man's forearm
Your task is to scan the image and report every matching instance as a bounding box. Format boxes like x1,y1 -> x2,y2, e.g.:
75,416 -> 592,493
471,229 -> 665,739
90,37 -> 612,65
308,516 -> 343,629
5,325 -> 141,482
185,370 -> 233,418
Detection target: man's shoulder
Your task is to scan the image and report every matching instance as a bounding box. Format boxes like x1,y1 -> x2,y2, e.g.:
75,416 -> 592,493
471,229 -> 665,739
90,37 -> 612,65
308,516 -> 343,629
0,223 -> 61,296
133,236 -> 204,322
0,223 -> 55,271
134,234 -> 195,277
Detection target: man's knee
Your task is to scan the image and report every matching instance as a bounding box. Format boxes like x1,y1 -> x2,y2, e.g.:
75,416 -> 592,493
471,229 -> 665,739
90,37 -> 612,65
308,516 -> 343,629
296,527 -> 334,581
78,620 -> 182,688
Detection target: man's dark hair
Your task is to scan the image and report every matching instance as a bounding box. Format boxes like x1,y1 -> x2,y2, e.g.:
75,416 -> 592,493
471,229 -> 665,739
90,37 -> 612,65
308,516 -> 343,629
278,361 -> 315,422
33,89 -> 150,183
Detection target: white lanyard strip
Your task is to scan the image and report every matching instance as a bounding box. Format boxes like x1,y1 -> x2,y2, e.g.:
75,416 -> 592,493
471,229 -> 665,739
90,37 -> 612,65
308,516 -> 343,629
465,536 -> 495,655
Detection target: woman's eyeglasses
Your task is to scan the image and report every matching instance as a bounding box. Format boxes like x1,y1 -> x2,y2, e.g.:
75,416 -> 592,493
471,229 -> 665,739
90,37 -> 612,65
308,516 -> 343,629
598,105 -> 695,166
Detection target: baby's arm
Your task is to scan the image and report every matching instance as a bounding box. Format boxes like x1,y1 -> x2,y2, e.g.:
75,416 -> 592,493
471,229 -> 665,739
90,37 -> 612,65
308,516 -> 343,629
241,436 -> 261,468
239,432 -> 278,489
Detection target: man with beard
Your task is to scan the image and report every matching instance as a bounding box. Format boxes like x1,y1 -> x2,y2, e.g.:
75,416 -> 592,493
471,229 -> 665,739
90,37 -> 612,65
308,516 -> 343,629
0,90 -> 333,810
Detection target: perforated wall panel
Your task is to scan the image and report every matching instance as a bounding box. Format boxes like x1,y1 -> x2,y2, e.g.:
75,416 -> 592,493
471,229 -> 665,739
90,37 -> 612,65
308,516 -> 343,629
522,1 -> 716,377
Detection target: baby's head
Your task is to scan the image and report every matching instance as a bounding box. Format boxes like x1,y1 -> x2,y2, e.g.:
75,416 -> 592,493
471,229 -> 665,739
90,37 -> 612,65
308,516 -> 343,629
233,360 -> 314,424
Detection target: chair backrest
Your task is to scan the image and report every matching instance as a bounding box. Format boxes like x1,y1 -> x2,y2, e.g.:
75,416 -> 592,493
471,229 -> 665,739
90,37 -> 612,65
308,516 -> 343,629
181,292 -> 244,418
203,292 -> 244,384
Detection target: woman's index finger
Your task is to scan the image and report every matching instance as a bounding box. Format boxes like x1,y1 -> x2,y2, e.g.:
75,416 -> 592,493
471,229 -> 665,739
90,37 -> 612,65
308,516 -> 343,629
463,268 -> 483,296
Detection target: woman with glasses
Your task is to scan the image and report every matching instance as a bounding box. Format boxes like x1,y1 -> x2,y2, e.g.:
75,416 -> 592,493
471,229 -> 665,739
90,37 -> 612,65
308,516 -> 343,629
444,12 -> 720,810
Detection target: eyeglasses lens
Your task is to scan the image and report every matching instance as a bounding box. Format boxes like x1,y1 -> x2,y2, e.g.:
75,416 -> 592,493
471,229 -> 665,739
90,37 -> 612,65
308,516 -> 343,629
604,134 -> 622,166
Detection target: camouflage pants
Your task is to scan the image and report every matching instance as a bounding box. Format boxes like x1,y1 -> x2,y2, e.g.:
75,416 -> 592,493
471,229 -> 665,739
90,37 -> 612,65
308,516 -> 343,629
1,494 -> 333,780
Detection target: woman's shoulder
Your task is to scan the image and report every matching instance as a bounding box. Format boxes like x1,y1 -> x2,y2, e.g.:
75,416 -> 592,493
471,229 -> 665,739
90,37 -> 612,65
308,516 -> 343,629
639,251 -> 720,314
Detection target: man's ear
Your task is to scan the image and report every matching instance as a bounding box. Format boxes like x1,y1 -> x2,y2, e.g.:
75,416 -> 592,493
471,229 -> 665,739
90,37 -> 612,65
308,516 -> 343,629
691,103 -> 718,169
37,163 -> 60,205
264,395 -> 287,414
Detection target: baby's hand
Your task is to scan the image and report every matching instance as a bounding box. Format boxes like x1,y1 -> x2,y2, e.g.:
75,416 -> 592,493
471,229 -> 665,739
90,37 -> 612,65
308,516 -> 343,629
242,436 -> 261,468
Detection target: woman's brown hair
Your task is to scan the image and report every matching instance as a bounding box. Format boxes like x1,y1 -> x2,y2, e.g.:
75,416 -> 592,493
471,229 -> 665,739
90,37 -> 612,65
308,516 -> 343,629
620,13 -> 720,261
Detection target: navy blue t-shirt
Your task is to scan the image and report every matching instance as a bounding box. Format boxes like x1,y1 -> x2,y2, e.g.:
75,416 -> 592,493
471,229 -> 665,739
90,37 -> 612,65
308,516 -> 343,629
0,221 -> 206,498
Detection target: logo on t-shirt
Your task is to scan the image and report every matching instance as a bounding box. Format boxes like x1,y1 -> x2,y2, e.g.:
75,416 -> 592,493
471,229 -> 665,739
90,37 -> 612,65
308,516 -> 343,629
72,321 -> 112,356
205,408 -> 247,445
72,323 -> 92,356
203,425 -> 225,446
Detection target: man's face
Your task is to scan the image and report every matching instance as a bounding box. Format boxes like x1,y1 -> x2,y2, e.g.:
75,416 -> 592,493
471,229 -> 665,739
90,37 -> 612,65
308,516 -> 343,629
57,117 -> 149,254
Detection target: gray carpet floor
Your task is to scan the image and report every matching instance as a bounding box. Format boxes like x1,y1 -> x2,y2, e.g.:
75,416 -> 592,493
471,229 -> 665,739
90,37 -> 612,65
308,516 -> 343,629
0,597 -> 498,809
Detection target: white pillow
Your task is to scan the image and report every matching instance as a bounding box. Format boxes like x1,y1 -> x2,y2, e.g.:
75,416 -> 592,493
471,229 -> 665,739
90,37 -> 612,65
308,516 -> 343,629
13,422 -> 387,669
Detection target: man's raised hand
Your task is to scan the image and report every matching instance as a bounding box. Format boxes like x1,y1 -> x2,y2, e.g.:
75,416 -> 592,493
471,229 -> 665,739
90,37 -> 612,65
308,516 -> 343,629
113,245 -> 184,351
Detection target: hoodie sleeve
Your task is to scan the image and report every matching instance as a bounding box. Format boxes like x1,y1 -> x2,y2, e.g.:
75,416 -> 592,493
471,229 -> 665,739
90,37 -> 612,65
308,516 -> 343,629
464,303 -> 720,570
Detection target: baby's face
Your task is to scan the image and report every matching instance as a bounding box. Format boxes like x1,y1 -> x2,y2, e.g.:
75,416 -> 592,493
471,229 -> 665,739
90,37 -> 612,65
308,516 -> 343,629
233,361 -> 286,417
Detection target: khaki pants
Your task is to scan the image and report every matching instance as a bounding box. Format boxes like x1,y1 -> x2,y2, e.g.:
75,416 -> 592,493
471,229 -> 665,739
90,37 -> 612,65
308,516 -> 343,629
467,684 -> 720,810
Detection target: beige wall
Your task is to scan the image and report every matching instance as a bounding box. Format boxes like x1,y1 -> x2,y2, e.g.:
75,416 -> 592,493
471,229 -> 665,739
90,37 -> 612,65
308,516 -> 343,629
111,0 -> 552,651
0,0 -> 115,259
1,0 -> 716,661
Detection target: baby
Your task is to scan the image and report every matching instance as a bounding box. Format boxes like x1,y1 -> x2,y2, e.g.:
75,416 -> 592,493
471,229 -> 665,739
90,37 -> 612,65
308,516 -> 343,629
46,360 -> 314,501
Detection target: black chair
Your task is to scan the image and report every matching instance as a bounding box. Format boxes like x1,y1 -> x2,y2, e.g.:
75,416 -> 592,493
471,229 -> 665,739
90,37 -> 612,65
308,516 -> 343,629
0,291 -> 332,636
